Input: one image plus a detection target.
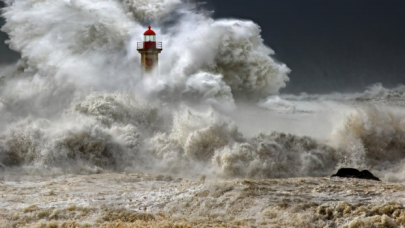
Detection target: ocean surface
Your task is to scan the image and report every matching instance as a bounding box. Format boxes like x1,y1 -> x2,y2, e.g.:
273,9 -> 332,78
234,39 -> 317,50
1,0 -> 405,227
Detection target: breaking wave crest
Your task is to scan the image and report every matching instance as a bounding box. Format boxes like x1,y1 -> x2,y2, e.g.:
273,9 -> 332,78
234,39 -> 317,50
0,92 -> 342,178
332,104 -> 405,182
0,88 -> 405,181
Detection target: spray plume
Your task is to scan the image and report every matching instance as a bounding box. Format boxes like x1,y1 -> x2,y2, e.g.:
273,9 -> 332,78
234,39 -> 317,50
1,0 -> 405,182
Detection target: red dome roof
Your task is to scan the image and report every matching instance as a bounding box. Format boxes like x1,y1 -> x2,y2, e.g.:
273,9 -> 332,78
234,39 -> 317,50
144,26 -> 156,35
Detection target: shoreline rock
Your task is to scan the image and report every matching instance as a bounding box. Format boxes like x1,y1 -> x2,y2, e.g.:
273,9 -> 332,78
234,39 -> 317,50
331,168 -> 381,181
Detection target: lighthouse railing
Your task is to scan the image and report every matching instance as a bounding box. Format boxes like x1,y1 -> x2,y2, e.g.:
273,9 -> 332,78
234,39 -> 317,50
137,42 -> 163,50
156,42 -> 162,49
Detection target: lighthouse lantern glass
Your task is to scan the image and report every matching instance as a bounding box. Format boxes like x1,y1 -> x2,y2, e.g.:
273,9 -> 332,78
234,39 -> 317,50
144,35 -> 155,42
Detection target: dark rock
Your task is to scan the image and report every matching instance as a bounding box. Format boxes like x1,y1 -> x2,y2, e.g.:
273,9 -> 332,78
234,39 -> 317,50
331,168 -> 360,178
357,170 -> 381,181
331,168 -> 380,181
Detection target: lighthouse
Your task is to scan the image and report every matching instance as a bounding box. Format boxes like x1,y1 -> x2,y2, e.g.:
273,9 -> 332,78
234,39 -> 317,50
137,26 -> 163,76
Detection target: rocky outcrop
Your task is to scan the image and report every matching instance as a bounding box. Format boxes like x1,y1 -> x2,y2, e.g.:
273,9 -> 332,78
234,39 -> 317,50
331,168 -> 380,181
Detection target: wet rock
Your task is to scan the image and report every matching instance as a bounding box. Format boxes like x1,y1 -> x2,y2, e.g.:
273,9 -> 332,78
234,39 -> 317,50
331,168 -> 380,181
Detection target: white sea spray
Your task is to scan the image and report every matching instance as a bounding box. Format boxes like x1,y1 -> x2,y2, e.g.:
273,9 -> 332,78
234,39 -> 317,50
0,0 -> 405,182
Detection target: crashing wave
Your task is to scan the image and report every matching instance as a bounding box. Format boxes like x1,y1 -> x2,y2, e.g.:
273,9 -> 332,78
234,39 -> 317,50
2,0 -> 405,182
1,0 -> 289,102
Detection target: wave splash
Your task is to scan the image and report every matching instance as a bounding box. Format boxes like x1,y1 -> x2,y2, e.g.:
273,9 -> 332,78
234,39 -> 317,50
0,91 -> 342,179
1,1 -> 405,181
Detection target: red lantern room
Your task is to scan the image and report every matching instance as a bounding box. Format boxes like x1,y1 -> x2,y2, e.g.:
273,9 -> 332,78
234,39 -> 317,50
143,26 -> 157,49
137,26 -> 163,75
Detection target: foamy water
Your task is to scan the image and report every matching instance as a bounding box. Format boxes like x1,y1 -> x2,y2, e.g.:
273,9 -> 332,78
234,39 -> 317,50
2,172 -> 405,227
1,0 -> 405,227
